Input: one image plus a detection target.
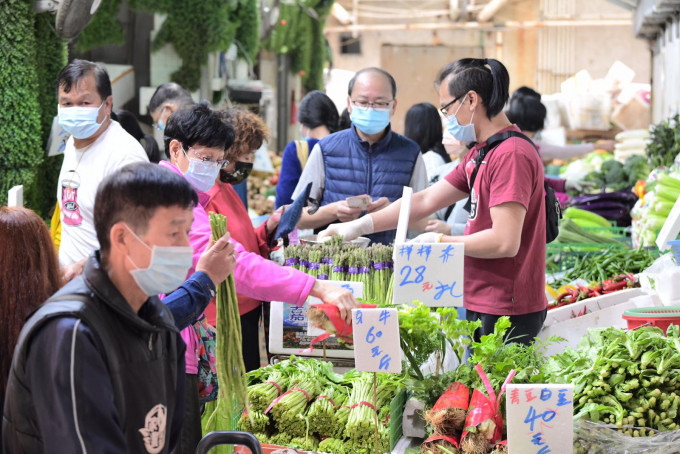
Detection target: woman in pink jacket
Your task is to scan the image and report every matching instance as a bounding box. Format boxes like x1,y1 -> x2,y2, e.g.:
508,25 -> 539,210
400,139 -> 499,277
160,102 -> 358,454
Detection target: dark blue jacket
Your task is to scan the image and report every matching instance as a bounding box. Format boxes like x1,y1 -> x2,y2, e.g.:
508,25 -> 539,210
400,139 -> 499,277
320,125 -> 420,244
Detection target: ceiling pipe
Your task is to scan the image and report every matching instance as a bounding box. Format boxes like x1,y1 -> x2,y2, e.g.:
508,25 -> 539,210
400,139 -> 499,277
477,0 -> 509,22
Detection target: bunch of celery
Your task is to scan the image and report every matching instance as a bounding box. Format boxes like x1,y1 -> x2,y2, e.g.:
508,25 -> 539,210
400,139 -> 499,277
307,385 -> 348,437
546,325 -> 680,435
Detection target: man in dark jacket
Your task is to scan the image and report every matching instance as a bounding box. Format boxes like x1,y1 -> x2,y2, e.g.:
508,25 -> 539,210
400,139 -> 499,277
2,163 -> 236,453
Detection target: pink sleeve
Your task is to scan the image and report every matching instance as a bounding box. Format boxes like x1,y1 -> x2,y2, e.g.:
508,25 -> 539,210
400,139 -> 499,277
444,158 -> 471,193
232,240 -> 316,306
488,140 -> 540,210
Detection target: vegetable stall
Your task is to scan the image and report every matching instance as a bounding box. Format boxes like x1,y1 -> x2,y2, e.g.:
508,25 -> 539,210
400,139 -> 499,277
204,117 -> 680,454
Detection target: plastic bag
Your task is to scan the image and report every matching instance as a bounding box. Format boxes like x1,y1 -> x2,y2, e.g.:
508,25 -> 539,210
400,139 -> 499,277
574,420 -> 680,454
639,253 -> 679,305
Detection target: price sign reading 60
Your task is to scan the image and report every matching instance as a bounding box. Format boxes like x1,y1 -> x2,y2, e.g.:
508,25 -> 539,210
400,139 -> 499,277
352,308 -> 401,373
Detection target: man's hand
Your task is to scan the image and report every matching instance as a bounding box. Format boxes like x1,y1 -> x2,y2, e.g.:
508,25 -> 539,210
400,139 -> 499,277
367,197 -> 389,213
410,232 -> 444,243
61,257 -> 87,284
309,280 -> 359,323
318,215 -> 374,242
424,219 -> 452,235
334,201 -> 363,222
195,232 -> 236,286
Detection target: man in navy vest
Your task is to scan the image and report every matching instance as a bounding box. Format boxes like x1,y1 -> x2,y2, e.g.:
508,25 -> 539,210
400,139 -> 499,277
292,67 -> 428,244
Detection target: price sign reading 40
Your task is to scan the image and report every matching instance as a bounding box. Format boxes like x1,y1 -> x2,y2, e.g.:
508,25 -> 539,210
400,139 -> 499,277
392,242 -> 464,307
351,308 -> 401,373
506,384 -> 574,454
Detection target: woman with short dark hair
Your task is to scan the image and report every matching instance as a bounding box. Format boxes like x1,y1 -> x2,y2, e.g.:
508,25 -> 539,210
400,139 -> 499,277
275,90 -> 339,207
404,102 -> 451,180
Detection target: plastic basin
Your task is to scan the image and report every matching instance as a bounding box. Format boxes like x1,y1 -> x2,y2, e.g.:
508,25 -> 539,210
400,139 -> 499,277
623,305 -> 680,334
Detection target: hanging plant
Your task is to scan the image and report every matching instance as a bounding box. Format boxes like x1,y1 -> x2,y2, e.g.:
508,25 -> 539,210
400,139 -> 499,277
74,0 -> 126,53
264,0 -> 334,91
0,0 -> 43,207
131,0 -> 259,91
26,13 -> 69,219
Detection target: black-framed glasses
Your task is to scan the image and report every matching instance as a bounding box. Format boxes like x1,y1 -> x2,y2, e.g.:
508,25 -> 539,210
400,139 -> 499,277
350,99 -> 394,111
439,95 -> 463,116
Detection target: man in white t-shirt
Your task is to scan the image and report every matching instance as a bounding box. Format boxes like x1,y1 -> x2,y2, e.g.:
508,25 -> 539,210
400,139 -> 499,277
56,59 -> 148,276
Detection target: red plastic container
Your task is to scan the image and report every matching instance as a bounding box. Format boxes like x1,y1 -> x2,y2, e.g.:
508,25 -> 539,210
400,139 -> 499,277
623,306 -> 680,334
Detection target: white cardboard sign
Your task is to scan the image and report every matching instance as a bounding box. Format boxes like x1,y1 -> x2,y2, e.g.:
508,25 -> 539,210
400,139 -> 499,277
394,186 -> 412,245
8,185 -> 23,207
392,242 -> 464,307
307,281 -> 363,336
506,384 -> 574,454
352,308 -> 401,373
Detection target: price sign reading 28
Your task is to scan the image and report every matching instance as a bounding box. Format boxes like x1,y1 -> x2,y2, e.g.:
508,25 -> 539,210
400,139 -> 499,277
392,242 -> 464,307
351,308 -> 401,373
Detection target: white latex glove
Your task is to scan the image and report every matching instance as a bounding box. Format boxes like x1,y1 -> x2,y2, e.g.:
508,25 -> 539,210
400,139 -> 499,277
318,215 -> 374,242
409,232 -> 444,243
565,179 -> 597,193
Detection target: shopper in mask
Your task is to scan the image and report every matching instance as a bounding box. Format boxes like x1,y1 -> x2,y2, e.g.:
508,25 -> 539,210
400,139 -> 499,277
148,82 -> 195,133
205,108 -> 283,371
320,58 -> 547,345
292,67 -> 428,245
276,90 -> 339,208
3,163 -> 223,453
160,103 -> 359,453
55,59 -> 149,281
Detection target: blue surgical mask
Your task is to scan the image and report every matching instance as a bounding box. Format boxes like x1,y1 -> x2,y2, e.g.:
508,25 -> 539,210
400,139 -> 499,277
182,147 -> 221,193
350,106 -> 390,135
58,102 -> 106,139
299,125 -> 309,141
125,224 -> 194,296
157,118 -> 166,132
445,94 -> 476,143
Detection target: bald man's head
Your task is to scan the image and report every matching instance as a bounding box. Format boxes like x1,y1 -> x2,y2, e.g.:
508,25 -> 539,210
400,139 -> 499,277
348,68 -> 397,99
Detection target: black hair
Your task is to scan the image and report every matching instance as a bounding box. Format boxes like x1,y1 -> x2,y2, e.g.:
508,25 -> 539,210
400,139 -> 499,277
94,162 -> 198,257
148,82 -> 194,114
437,58 -> 510,120
113,110 -> 162,163
506,86 -> 546,133
348,67 -> 397,98
338,108 -> 351,131
297,90 -> 339,133
404,103 -> 450,163
56,59 -> 112,101
163,102 -> 235,159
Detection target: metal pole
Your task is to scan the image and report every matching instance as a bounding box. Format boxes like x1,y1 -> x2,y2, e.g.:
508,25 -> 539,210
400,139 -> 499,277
276,54 -> 290,151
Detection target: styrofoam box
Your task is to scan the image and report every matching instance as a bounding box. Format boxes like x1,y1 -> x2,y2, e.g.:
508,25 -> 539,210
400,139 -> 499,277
539,289 -> 660,357
544,288 -> 645,326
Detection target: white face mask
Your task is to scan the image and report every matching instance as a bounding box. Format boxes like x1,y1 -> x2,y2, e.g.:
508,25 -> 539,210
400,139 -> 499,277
125,224 -> 194,296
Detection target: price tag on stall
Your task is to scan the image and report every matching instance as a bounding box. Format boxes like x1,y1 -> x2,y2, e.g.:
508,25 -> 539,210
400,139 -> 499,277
391,186 -> 464,307
392,242 -> 464,307
506,384 -> 574,454
352,308 -> 401,373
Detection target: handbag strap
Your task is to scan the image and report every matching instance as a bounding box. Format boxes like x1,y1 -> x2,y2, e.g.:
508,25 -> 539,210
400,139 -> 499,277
463,130 -> 538,212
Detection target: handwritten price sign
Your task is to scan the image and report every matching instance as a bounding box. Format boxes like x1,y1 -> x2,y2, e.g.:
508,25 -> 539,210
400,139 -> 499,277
352,308 -> 401,373
392,242 -> 464,307
506,384 -> 574,454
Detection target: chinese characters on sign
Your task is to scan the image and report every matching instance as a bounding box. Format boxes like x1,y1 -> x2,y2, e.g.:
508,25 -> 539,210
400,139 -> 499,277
352,308 -> 401,373
392,242 -> 464,307
506,384 -> 574,454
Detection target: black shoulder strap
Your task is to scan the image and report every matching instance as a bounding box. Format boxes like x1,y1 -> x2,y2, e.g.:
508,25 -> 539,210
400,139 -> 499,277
463,130 -> 539,211
16,293 -> 127,428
